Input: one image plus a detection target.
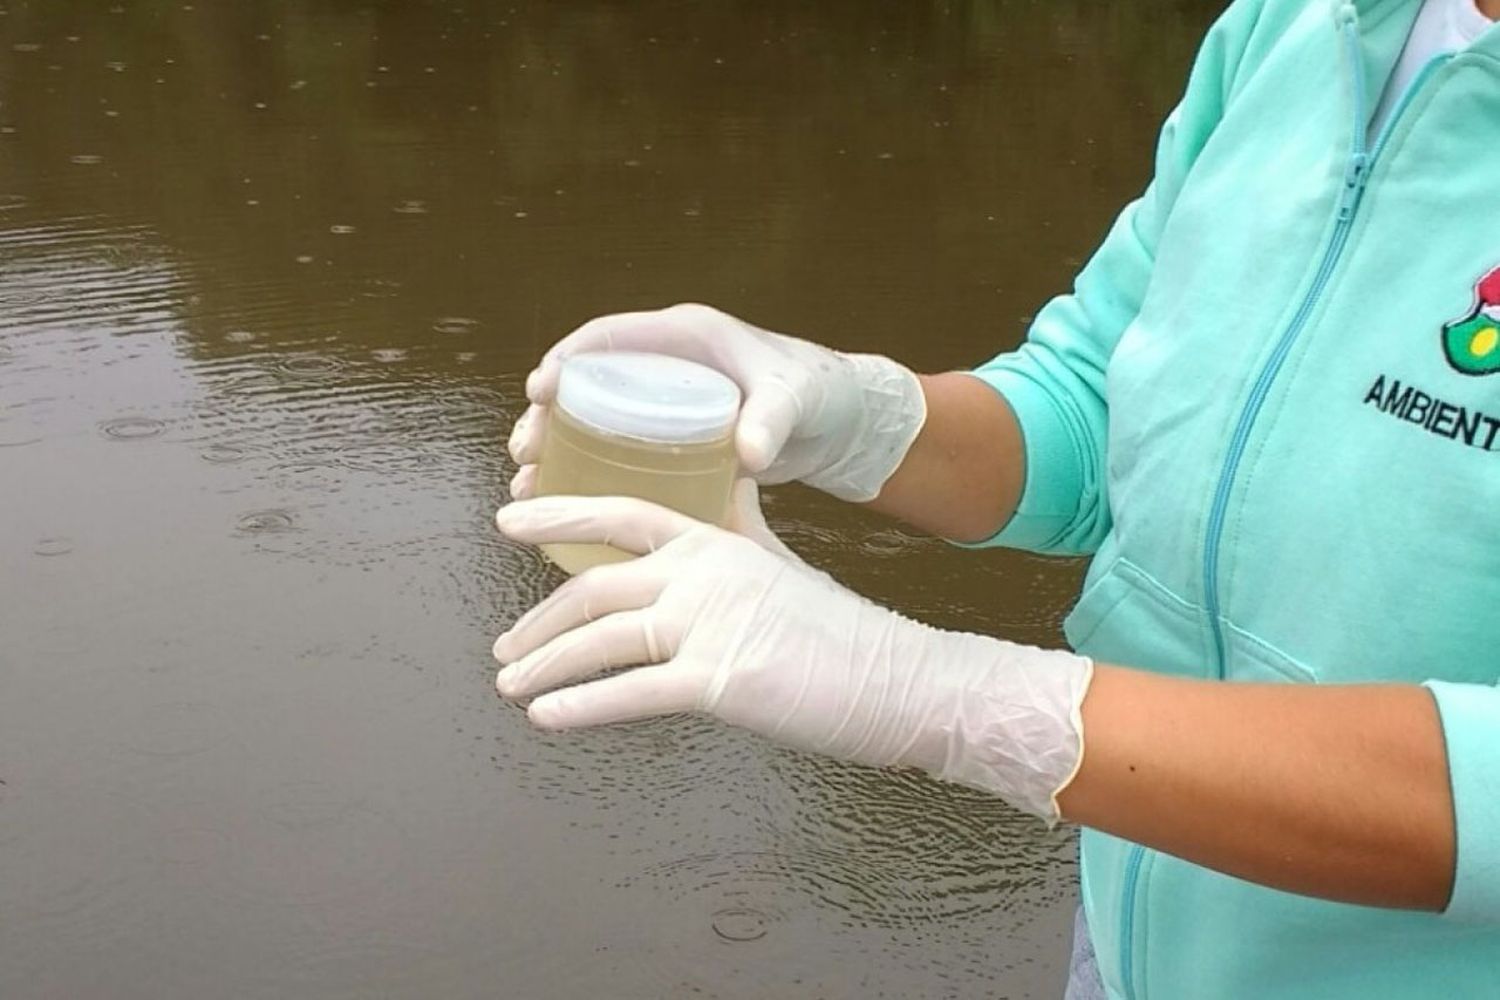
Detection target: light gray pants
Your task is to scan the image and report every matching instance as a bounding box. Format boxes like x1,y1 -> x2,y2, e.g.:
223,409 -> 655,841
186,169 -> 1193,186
1064,905 -> 1107,1000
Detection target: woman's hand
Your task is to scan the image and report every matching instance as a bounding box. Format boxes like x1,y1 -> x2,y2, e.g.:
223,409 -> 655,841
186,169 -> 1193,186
493,488 -> 1092,822
507,303 -> 927,503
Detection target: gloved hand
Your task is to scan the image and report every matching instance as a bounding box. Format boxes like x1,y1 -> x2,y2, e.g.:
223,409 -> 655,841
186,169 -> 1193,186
492,485 -> 1094,823
507,303 -> 927,503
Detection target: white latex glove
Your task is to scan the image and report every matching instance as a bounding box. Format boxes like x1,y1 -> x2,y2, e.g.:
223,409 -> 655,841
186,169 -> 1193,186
492,485 -> 1094,823
507,303 -> 927,503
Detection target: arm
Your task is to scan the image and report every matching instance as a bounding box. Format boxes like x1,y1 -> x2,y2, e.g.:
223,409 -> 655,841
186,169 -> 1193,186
866,372 -> 1025,543
495,494 -> 1500,920
879,1 -> 1264,555
1057,666 -> 1455,911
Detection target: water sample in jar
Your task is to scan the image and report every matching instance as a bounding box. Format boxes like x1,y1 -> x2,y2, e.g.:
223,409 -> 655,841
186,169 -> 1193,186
534,351 -> 741,574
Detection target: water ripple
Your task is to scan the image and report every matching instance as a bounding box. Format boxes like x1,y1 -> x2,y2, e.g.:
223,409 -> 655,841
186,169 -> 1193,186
98,416 -> 166,441
236,509 -> 297,535
277,354 -> 344,377
200,443 -> 250,464
431,316 -> 478,335
360,277 -> 402,298
711,906 -> 770,943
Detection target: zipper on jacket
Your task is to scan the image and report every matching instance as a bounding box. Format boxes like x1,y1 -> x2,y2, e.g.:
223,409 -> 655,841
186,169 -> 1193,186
1198,26 -> 1452,676
1113,23 -> 1454,1000
1116,845 -> 1150,998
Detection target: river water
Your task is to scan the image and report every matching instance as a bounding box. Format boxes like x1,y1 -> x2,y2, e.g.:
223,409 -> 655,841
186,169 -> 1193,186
0,3 -> 1212,997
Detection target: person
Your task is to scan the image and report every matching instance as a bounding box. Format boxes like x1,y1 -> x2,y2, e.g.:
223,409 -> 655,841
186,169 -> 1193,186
494,0 -> 1500,995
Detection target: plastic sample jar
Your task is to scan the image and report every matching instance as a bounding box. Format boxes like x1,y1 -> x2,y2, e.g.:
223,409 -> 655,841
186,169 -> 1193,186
534,351 -> 741,574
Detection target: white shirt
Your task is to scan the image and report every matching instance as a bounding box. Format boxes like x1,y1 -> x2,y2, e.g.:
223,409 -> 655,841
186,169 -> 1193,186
1369,0 -> 1494,136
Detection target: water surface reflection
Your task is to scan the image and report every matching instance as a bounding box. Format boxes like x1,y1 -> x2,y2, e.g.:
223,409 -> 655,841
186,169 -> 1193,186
0,2 -> 1214,996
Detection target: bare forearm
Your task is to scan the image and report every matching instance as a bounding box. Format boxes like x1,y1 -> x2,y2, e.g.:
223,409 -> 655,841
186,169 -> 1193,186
866,373 -> 1024,542
1057,665 -> 1456,911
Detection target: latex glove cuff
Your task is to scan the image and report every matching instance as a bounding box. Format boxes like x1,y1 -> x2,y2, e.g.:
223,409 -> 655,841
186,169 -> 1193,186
797,352 -> 928,502
920,630 -> 1095,825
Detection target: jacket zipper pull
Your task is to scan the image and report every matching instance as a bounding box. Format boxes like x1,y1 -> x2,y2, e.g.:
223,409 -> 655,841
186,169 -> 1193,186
1337,151 -> 1368,222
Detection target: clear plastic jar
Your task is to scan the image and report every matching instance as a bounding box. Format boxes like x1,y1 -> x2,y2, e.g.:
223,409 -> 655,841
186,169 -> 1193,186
534,352 -> 741,574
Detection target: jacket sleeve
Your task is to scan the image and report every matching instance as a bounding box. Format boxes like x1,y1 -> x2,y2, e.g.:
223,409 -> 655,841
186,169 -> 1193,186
962,0 -> 1267,555
1423,680 -> 1500,923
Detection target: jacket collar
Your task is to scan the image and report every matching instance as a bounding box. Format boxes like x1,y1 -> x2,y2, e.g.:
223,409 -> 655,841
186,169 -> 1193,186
1332,0 -> 1500,62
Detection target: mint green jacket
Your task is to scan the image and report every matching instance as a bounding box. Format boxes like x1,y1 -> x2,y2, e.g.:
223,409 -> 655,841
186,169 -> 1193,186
970,1 -> 1500,995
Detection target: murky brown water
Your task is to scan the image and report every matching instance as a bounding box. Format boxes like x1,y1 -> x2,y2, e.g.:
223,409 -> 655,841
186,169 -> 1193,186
0,3 -> 1214,997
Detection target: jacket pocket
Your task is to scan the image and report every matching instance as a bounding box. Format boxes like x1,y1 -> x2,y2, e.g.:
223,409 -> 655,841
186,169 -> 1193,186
1063,557 -> 1213,679
1222,620 -> 1316,683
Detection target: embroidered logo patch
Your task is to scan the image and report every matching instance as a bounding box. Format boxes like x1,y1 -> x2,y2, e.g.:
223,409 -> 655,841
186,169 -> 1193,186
1442,265 -> 1500,375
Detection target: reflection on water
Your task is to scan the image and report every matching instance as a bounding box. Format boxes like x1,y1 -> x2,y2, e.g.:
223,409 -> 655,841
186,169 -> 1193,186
0,2 -> 1214,997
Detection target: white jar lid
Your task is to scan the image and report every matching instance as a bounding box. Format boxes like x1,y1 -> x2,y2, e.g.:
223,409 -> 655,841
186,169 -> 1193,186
555,351 -> 741,443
